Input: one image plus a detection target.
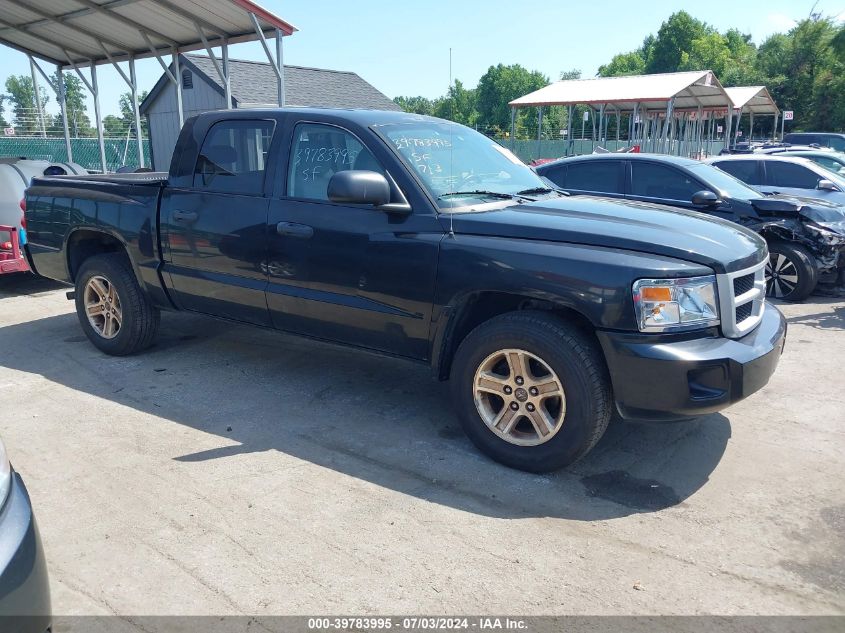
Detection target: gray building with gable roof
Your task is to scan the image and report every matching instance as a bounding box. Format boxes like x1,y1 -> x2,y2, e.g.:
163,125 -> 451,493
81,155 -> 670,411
140,54 -> 401,170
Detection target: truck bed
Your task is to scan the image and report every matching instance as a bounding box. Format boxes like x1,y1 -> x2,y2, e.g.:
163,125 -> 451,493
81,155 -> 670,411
45,172 -> 169,185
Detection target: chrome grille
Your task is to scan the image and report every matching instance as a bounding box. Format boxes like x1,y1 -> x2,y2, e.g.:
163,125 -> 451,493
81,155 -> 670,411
716,259 -> 767,339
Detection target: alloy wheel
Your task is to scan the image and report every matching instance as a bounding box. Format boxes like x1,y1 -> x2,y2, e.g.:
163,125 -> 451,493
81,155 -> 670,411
472,348 -> 566,446
765,253 -> 800,298
84,275 -> 123,339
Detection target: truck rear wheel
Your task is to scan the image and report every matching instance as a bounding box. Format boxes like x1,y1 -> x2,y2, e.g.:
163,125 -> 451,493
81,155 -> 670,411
75,253 -> 160,355
765,242 -> 817,302
450,311 -> 612,472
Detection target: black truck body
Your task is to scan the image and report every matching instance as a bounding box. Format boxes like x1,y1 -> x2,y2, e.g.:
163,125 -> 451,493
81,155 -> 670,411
24,108 -> 786,471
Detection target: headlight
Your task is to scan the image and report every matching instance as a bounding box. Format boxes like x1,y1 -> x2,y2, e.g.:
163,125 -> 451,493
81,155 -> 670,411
633,276 -> 720,332
0,438 -> 10,508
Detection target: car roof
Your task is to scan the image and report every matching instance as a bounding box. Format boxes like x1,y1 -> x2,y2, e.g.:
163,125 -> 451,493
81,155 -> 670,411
756,145 -> 830,154
537,152 -> 700,170
197,107 -> 450,128
777,150 -> 845,159
785,132 -> 845,137
708,154 -> 818,165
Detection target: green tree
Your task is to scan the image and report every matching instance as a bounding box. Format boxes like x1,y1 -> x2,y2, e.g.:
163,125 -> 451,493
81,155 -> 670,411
4,75 -> 49,134
475,63 -> 549,137
0,95 -> 7,128
102,114 -> 126,137
432,80 -> 478,126
392,95 -> 436,115
647,11 -> 713,73
60,73 -> 94,137
118,90 -> 150,138
599,50 -> 646,77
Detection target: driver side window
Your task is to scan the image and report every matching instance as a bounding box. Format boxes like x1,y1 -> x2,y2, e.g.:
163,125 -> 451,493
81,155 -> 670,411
286,123 -> 385,201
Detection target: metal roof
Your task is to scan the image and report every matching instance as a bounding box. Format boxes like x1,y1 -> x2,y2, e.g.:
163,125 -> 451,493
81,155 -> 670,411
724,86 -> 779,115
509,70 -> 732,112
0,0 -> 297,67
143,54 -> 402,112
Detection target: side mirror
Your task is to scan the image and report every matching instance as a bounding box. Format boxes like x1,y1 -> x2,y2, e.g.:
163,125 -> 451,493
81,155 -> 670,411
817,179 -> 839,191
691,190 -> 722,206
328,170 -> 391,206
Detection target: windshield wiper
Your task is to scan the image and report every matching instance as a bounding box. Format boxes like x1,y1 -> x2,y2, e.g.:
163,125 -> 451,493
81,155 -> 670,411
437,190 -> 518,200
516,186 -> 555,195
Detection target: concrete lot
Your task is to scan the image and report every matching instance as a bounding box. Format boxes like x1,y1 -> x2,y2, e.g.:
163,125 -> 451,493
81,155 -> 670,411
0,274 -> 843,616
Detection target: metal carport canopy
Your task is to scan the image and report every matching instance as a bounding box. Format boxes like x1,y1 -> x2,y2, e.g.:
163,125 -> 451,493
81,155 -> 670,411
723,86 -> 779,115
0,0 -> 296,67
508,70 -> 731,112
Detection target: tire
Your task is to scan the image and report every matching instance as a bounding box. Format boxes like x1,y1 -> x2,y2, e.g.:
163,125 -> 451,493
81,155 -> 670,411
766,241 -> 817,302
450,311 -> 612,472
74,253 -> 160,355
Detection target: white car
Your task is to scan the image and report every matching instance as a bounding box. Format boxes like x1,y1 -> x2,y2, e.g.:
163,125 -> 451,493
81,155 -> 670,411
1,158 -> 87,235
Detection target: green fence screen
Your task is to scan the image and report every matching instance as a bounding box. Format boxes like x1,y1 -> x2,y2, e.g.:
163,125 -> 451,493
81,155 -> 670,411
0,136 -> 151,172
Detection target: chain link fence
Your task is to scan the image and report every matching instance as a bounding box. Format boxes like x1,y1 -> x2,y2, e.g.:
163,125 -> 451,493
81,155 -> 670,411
0,136 -> 151,172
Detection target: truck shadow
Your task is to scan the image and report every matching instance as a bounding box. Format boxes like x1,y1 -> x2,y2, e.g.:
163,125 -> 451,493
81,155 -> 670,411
0,310 -> 730,521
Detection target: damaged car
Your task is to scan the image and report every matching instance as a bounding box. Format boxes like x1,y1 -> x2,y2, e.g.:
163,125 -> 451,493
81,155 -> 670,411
536,154 -> 845,301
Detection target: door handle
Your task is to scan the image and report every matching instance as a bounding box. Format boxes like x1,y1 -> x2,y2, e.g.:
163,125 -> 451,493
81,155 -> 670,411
172,210 -> 198,223
276,221 -> 313,238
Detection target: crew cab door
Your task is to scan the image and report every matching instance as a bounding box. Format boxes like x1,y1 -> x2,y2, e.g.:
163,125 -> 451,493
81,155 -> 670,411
160,118 -> 276,326
265,119 -> 442,359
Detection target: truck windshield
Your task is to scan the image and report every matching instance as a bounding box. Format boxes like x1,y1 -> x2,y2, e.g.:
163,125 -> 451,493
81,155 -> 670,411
375,120 -> 549,209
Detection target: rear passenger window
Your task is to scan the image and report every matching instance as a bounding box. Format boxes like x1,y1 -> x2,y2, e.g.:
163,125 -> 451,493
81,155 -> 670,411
630,163 -> 703,200
714,160 -> 761,185
194,120 -> 275,194
766,162 -> 821,189
563,161 -> 621,193
287,123 -> 385,201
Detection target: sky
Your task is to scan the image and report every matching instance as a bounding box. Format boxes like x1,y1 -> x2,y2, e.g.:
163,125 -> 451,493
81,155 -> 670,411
1,0 -> 844,120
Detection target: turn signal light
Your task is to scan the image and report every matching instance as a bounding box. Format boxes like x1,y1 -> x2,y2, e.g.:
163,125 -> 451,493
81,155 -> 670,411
640,286 -> 672,302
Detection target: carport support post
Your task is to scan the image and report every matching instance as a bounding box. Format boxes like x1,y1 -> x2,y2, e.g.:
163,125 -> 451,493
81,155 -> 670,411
223,42 -> 232,109
537,106 -> 543,160
749,111 -> 754,142
56,65 -> 73,161
129,55 -> 144,168
509,107 -> 516,150
275,29 -> 285,106
566,105 -> 573,155
29,57 -> 46,137
173,51 -> 184,128
91,63 -> 107,173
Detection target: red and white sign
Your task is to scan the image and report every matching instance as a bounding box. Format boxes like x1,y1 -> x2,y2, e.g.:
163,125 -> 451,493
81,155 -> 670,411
783,110 -> 794,121
717,125 -> 723,133
3,128 -> 14,136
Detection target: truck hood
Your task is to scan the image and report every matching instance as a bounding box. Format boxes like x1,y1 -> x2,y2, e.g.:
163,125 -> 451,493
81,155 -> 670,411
447,196 -> 767,274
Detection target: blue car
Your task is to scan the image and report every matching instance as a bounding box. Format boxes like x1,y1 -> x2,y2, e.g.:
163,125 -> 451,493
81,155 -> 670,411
0,438 -> 50,633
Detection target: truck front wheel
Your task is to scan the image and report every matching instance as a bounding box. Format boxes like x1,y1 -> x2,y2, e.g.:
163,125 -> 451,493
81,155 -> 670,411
450,311 -> 612,472
74,253 -> 160,355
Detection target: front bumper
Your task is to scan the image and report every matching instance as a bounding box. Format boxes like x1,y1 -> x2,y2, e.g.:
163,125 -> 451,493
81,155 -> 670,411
0,472 -> 51,633
597,304 -> 787,421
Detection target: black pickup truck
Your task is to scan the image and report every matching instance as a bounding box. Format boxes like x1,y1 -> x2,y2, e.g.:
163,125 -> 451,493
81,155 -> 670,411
24,109 -> 787,472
